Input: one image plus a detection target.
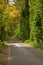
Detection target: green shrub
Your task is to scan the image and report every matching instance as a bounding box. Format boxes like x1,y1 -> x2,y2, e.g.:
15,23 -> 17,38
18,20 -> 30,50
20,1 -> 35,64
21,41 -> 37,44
13,27 -> 21,39
25,39 -> 43,49
0,42 -> 6,53
29,0 -> 43,49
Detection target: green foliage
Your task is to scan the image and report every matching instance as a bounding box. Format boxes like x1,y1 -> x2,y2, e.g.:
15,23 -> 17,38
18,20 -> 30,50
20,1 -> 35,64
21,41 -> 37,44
20,16 -> 30,41
16,0 -> 43,49
0,42 -> 6,53
19,0 -> 43,48
13,27 -> 20,39
25,39 -> 43,49
29,0 -> 43,48
20,0 -> 30,41
0,0 -> 43,49
0,1 -> 20,41
0,2 -> 8,41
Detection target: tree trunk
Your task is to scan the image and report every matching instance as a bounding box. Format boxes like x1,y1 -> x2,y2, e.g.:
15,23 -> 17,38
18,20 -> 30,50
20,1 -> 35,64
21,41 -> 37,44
0,26 -> 5,41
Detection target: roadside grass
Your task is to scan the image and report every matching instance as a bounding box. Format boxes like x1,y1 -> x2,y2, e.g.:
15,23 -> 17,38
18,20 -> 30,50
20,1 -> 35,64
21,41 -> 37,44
0,42 -> 7,53
0,42 -> 9,65
24,40 -> 43,50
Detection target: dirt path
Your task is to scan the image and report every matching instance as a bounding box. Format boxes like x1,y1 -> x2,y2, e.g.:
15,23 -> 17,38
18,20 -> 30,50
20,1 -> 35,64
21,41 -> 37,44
7,38 -> 43,65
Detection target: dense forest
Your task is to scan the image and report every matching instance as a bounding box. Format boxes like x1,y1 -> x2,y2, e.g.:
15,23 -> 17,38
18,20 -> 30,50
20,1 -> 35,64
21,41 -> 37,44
0,0 -> 43,48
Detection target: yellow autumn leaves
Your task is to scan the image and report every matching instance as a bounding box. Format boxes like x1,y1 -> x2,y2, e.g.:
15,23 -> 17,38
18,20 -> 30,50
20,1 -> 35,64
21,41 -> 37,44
3,5 -> 20,18
10,10 -> 20,18
0,1 -> 20,29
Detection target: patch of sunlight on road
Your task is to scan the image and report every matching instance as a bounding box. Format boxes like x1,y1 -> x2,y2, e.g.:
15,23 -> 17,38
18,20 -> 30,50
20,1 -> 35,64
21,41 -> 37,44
7,57 -> 12,60
14,43 -> 22,47
7,43 -> 29,47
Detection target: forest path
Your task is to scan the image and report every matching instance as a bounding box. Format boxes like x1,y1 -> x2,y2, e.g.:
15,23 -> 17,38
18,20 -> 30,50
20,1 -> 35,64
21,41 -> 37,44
7,38 -> 43,65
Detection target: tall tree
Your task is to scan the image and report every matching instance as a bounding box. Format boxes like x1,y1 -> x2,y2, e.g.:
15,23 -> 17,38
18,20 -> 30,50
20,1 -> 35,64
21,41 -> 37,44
29,0 -> 43,47
20,0 -> 30,41
0,0 -> 20,41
